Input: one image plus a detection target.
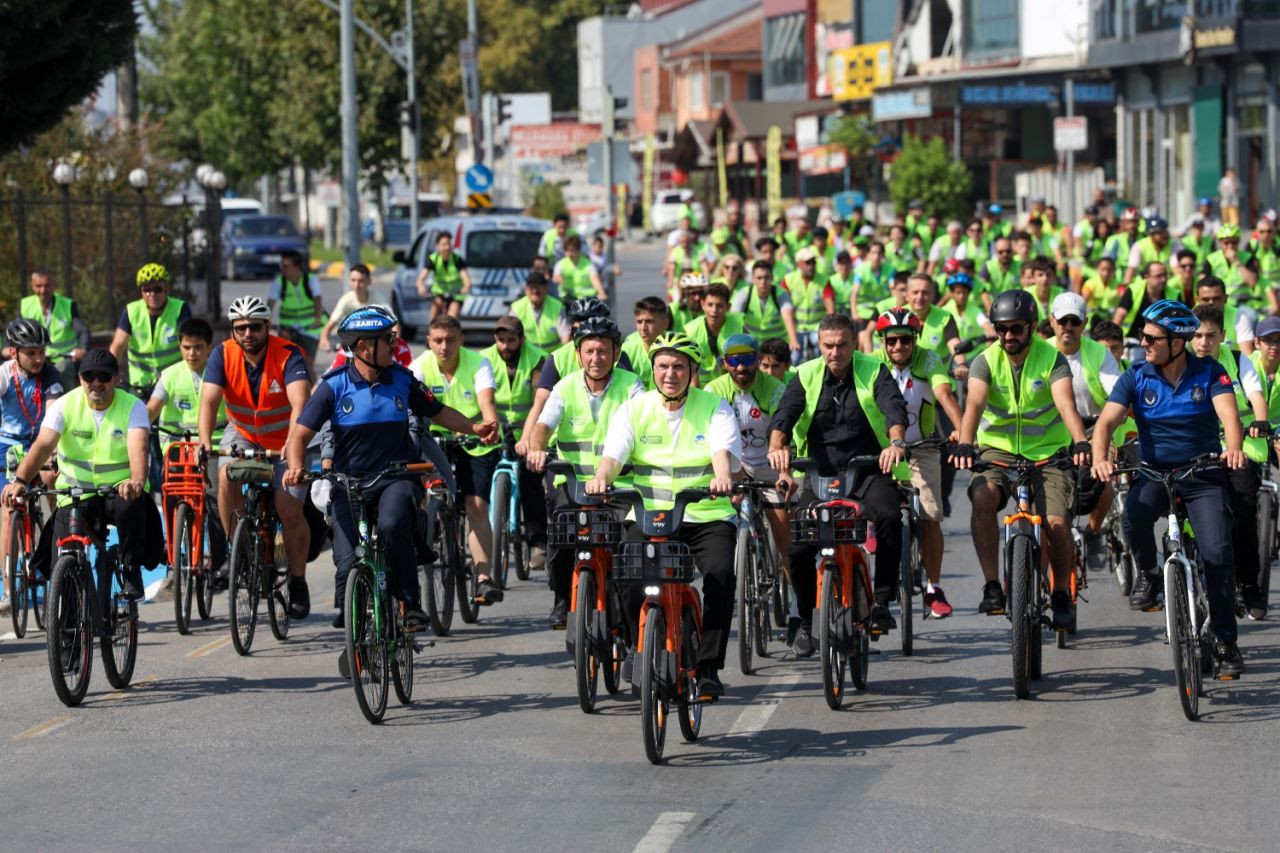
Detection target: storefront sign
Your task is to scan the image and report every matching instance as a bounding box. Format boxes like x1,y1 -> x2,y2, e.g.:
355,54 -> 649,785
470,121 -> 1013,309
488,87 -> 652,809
798,144 -> 848,176
1180,16 -> 1239,64
1053,116 -> 1088,152
831,42 -> 893,102
872,88 -> 932,121
960,80 -> 1116,107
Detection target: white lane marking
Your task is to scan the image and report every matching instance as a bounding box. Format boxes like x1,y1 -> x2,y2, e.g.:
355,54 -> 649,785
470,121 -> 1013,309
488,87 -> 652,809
186,635 -> 233,658
633,811 -> 697,853
728,673 -> 800,736
0,631 -> 16,641
13,715 -> 73,741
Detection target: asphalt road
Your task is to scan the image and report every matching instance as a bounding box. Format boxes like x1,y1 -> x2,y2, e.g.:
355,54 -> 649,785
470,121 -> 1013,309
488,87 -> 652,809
4,241 -> 1277,851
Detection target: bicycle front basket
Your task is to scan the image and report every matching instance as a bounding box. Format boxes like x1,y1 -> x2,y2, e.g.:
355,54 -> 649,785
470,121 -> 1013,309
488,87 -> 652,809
613,540 -> 696,583
548,508 -> 624,548
790,502 -> 868,546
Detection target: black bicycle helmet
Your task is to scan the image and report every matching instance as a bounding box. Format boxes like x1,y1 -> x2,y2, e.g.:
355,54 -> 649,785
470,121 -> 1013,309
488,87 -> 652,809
5,318 -> 50,349
988,289 -> 1039,325
568,296 -> 610,323
573,316 -> 622,349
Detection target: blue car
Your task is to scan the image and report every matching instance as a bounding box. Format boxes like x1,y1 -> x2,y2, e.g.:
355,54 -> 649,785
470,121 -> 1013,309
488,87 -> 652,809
220,215 -> 308,280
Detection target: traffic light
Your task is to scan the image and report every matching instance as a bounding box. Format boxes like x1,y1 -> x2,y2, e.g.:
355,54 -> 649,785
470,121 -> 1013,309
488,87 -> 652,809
602,90 -> 628,134
496,96 -> 513,127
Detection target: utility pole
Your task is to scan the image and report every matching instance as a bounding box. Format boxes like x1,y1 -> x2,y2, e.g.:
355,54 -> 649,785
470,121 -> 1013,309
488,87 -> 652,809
406,0 -> 420,240
467,0 -> 482,165
1064,77 -> 1076,227
340,0 -> 361,270
484,93 -> 496,185
602,85 -> 617,310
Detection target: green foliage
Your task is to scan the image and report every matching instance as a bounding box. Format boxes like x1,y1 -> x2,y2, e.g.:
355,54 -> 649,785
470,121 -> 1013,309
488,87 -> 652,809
0,0 -> 138,155
888,134 -> 972,222
524,180 -> 567,221
827,113 -> 880,197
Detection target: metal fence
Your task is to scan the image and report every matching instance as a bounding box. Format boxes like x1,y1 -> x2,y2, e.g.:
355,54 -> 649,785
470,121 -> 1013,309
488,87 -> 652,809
0,192 -> 209,332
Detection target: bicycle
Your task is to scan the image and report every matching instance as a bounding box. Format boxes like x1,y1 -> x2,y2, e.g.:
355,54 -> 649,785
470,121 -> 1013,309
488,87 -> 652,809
309,462 -> 434,723
221,447 -> 291,655
436,434 -> 486,624
5,452 -> 52,638
1111,454 -> 1230,721
790,456 -> 879,711
547,460 -> 627,713
734,477 -> 785,676
895,438 -> 947,656
420,468 -> 459,637
490,421 -> 529,586
970,452 -> 1078,699
37,485 -> 137,707
1254,460 -> 1279,609
157,426 -> 220,635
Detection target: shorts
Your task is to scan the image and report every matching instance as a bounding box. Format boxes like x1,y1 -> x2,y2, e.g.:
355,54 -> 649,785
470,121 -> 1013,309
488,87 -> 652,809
967,447 -> 1075,520
741,461 -> 785,506
220,429 -> 306,501
906,447 -> 943,522
454,449 -> 499,499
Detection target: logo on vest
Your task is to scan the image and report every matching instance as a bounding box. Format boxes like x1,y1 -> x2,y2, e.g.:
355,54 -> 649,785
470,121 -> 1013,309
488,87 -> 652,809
639,434 -> 662,444
268,379 -> 283,395
341,398 -> 354,414
462,389 -> 474,401
568,416 -> 587,429
166,333 -> 177,343
1143,389 -> 1158,406
71,429 -> 93,439
177,400 -> 192,411
693,433 -> 706,444
1191,385 -> 1205,402
111,428 -> 124,440
395,395 -> 405,411
1030,379 -> 1045,393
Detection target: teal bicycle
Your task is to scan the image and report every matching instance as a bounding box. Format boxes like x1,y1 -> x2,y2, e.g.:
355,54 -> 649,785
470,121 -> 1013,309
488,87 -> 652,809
489,422 -> 529,587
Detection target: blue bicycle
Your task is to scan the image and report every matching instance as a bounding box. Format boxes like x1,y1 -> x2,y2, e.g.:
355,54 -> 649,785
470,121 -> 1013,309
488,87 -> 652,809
489,422 -> 529,587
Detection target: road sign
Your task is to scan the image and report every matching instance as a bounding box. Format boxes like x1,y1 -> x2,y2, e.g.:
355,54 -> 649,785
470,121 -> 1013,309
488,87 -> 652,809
1053,116 -> 1088,152
465,164 -> 493,192
467,192 -> 492,210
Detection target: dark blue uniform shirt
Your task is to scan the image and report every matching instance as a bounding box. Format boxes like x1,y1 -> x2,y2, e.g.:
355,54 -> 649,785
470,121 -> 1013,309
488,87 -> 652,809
1107,353 -> 1234,468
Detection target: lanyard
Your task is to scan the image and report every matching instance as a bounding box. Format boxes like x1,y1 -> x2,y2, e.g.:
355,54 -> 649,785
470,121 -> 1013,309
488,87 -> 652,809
11,362 -> 42,432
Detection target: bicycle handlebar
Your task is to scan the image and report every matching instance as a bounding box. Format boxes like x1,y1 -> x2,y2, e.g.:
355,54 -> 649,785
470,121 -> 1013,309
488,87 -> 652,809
791,455 -> 883,501
602,486 -> 714,538
1110,453 -> 1224,483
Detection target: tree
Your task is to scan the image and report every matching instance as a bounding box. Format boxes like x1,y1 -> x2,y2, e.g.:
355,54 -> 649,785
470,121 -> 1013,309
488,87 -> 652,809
888,134 -> 972,222
525,180 -> 566,220
0,0 -> 138,155
827,113 -> 879,197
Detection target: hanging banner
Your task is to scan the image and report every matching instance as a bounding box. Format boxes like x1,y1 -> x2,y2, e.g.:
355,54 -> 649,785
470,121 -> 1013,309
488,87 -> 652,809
716,128 -> 728,210
642,132 -> 655,234
766,125 -> 783,225
616,183 -> 627,236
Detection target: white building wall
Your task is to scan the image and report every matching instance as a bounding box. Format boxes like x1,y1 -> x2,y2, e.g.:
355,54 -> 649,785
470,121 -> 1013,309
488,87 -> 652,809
1019,0 -> 1089,61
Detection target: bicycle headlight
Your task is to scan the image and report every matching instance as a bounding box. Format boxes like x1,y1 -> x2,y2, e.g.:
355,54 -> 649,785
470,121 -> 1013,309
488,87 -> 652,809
820,547 -> 835,557
577,550 -> 591,561
644,585 -> 660,596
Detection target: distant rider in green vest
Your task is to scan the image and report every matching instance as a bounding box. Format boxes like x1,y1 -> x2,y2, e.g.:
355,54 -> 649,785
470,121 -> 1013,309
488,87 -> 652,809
1124,216 -> 1173,288
21,269 -> 88,386
109,262 -> 191,392
555,234 -> 606,302
684,282 -> 745,386
414,232 -> 472,323
507,271 -> 569,352
540,211 -> 578,265
268,249 -> 327,367
620,296 -> 671,390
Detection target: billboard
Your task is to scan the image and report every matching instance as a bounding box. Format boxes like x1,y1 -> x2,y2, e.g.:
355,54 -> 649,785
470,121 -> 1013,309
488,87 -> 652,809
831,42 -> 893,102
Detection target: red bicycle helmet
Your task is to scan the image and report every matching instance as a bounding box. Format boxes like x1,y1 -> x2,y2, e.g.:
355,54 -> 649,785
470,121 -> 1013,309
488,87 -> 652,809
875,307 -> 922,335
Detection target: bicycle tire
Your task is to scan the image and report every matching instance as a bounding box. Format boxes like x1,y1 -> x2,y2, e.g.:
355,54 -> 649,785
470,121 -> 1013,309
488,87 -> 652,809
734,524 -> 754,676
99,548 -> 137,690
423,499 -> 455,636
772,572 -> 791,630
490,472 -> 511,590
640,605 -> 668,764
574,568 -> 599,713
391,613 -> 415,706
753,527 -> 772,657
898,522 -> 915,657
8,511 -> 28,638
1257,489 -> 1275,605
267,523 -> 291,642
228,517 -> 260,656
513,517 -> 530,581
46,554 -> 92,706
172,503 -> 195,636
196,509 -> 215,622
849,564 -> 869,691
677,605 -> 702,742
1009,535 -> 1034,699
346,564 -> 389,723
1164,560 -> 1201,721
818,568 -> 846,710
455,513 -> 480,624
602,633 -> 625,695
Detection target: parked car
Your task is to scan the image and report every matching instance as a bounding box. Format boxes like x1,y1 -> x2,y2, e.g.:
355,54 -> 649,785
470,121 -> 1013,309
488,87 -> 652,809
384,195 -> 447,251
390,214 -> 548,341
220,214 -> 308,281
649,189 -> 706,235
575,207 -> 624,243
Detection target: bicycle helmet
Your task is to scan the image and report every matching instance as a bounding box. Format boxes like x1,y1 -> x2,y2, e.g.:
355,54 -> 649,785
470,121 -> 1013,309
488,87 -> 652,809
567,296 -> 610,323
942,257 -> 961,275
1218,224 -> 1241,241
136,262 -> 170,286
5,318 -> 49,349
678,272 -> 708,291
1120,206 -> 1139,222
338,305 -> 397,348
988,289 -> 1039,325
1146,216 -> 1169,233
946,271 -> 974,290
1141,299 -> 1199,339
573,316 -> 622,349
875,307 -> 922,336
648,331 -> 701,366
227,295 -> 271,321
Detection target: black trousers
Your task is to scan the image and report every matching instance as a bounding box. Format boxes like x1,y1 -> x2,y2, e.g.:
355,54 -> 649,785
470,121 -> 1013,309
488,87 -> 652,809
52,493 -> 150,568
789,471 -> 903,623
331,478 -> 423,609
519,464 -> 547,548
1227,462 -> 1261,590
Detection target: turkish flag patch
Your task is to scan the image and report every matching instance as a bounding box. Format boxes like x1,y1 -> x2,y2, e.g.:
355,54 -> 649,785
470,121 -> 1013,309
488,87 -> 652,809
1219,373 -> 1233,386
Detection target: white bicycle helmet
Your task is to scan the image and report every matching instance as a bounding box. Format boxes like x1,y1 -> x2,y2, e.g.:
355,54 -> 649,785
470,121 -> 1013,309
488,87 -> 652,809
228,295 -> 271,321
678,272 -> 707,290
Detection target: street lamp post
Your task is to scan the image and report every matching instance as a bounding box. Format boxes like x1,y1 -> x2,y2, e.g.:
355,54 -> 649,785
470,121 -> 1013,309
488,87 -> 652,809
197,165 -> 227,316
129,167 -> 150,261
52,162 -> 75,297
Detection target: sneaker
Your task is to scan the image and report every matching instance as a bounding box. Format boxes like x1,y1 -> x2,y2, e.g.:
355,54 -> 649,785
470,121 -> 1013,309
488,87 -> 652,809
528,545 -> 548,573
548,599 -> 568,629
1128,571 -> 1158,611
1241,585 -> 1268,621
621,648 -> 636,684
338,649 -> 350,679
475,579 -> 504,605
1050,590 -> 1073,630
331,611 -> 343,630
403,607 -> 430,632
0,596 -> 10,617
121,566 -> 145,601
698,669 -> 724,700
923,587 -> 953,619
287,577 -> 311,620
792,620 -> 815,657
870,603 -> 896,633
1215,640 -> 1245,678
979,580 -> 1006,615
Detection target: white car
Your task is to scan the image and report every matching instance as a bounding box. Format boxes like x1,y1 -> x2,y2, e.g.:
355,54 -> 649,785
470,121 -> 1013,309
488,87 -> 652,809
649,189 -> 706,235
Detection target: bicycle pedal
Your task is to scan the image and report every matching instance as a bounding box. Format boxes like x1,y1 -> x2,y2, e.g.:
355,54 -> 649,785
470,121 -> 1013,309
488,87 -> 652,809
1217,672 -> 1239,681
1141,603 -> 1164,613
1076,593 -> 1089,604
984,607 -> 1006,616
696,694 -> 719,705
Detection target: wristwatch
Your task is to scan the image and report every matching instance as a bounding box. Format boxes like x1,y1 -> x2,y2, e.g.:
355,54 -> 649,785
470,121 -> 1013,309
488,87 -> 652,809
890,439 -> 907,450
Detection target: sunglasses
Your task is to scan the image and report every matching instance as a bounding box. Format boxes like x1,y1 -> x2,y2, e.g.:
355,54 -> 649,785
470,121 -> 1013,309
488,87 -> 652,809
1139,332 -> 1168,345
724,354 -> 757,368
1056,316 -> 1084,327
1260,337 -> 1280,348
994,323 -> 1028,336
723,264 -> 741,271
140,285 -> 166,294
884,336 -> 914,347
232,322 -> 265,335
81,371 -> 114,384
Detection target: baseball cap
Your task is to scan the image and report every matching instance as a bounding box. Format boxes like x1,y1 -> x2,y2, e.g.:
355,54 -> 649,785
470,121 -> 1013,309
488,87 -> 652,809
723,333 -> 759,356
1051,291 -> 1088,321
1198,196 -> 1212,207
908,199 -> 924,210
987,203 -> 1004,216
1257,316 -> 1280,339
494,315 -> 524,335
794,247 -> 818,263
78,348 -> 119,377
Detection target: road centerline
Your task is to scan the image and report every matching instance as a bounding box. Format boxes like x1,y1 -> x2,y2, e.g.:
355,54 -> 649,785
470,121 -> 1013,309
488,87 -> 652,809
633,811 -> 697,853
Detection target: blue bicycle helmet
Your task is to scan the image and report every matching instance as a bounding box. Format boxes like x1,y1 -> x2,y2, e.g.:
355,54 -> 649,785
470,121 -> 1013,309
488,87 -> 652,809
946,272 -> 974,289
338,305 -> 396,348
1141,299 -> 1199,339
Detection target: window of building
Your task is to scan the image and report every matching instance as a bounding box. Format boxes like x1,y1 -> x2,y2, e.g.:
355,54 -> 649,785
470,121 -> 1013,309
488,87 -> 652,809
710,71 -> 730,105
689,69 -> 705,111
746,72 -> 764,101
765,12 -> 806,89
963,0 -> 1018,59
857,0 -> 897,44
640,68 -> 654,110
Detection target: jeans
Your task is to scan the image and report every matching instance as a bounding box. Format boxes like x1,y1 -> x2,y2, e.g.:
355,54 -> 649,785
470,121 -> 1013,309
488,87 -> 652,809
331,477 -> 423,610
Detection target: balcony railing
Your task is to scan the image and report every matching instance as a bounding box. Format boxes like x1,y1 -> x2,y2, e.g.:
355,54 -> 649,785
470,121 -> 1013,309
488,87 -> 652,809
1094,0 -> 1280,42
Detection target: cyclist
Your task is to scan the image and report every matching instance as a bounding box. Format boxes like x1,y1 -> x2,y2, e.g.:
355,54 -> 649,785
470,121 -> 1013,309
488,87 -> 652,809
284,307 -> 497,640
1195,275 -> 1255,354
685,282 -> 745,387
758,338 -> 795,385
754,236 -> 793,283
525,317 -> 641,627
318,263 -> 384,354
769,313 -> 910,653
268,249 -> 327,366
905,273 -> 965,374
1206,224 -> 1247,300
1090,320 -> 1129,369
109,262 -> 191,392
671,272 -> 707,330
586,331 -> 741,699
850,242 -> 893,323
1081,256 -> 1120,323
941,271 -> 994,346
3,349 -> 152,599
412,314 -> 504,605
540,212 -> 578,265
507,271 -> 569,352
873,309 -> 962,617
199,296 -> 313,620
1104,207 -> 1141,269
556,234 -> 606,301
481,315 -> 550,573
784,247 -> 833,359
620,296 -> 670,390
732,260 -> 801,360
415,232 -> 472,322
1113,260 -> 1181,341
146,317 -> 229,589
950,290 -> 1091,629
21,270 -> 88,386
1091,300 -> 1247,675
521,297 -> 620,444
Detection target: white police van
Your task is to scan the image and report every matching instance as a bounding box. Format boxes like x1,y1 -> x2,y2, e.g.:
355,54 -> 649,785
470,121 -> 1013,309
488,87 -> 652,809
390,214 -> 548,341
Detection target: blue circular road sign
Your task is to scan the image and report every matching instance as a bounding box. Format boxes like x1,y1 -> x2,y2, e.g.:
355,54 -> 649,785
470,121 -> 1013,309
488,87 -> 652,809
465,164 -> 493,192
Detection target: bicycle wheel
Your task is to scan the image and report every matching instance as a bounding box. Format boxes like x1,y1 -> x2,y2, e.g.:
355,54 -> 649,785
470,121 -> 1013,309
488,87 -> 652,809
228,517 -> 260,656
513,518 -> 530,582
574,568 -> 599,713
677,605 -> 702,742
849,564 -> 869,691
1257,489 -> 1275,605
8,512 -> 29,638
898,523 -> 916,657
345,564 -> 389,723
602,633 -> 625,695
817,568 -> 846,710
455,513 -> 480,624
772,571 -> 791,630
424,500 -> 455,636
1009,536 -> 1034,699
99,549 -> 137,690
639,605 -> 668,764
734,524 -> 754,676
391,616 -> 415,706
172,503 -> 195,635
490,472 -> 511,590
267,523 -> 291,641
1164,561 -> 1201,721
46,555 -> 92,706
196,510 -> 215,621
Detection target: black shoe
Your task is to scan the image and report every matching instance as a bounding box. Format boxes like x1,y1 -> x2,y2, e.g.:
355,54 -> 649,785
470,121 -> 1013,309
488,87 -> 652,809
475,579 -> 504,605
120,566 -> 144,601
870,603 -> 896,633
792,620 -> 815,657
698,669 -> 724,701
786,615 -> 801,647
1215,640 -> 1245,678
942,495 -> 952,518
210,566 -> 230,592
287,577 -> 311,619
1241,585 -> 1268,621
338,649 -> 350,679
331,611 -> 343,630
979,580 -> 1006,615
548,599 -> 568,629
403,607 -> 430,632
1050,590 -> 1073,630
1129,571 -> 1158,611
621,649 -> 635,684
